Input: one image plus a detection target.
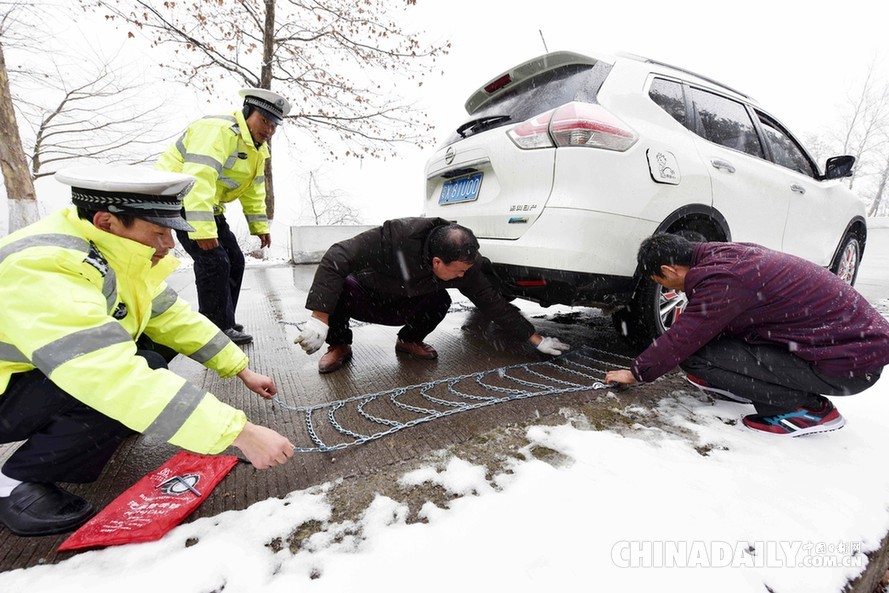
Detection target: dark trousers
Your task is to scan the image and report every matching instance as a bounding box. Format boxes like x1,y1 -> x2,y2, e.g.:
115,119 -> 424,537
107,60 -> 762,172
0,351 -> 168,483
327,275 -> 452,345
176,213 -> 245,330
680,336 -> 880,415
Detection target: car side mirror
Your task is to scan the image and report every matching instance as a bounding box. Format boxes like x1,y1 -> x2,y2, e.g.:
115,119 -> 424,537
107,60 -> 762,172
823,155 -> 855,180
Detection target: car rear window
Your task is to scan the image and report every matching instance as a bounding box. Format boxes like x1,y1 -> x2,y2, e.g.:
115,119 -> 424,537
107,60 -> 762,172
443,61 -> 613,145
649,78 -> 687,125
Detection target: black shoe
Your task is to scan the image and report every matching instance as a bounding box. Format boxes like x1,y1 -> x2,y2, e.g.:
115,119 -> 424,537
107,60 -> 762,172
232,323 -> 245,332
0,482 -> 94,536
224,328 -> 253,345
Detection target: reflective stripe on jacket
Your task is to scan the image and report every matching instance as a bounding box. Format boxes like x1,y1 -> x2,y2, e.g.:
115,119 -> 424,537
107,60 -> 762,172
156,110 -> 270,240
0,208 -> 249,454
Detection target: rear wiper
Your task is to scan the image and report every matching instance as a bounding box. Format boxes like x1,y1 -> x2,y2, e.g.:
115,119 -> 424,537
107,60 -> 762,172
456,114 -> 512,139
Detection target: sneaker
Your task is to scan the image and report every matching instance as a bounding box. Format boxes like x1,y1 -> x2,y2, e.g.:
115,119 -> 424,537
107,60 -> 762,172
395,339 -> 438,360
319,344 -> 352,374
685,374 -> 752,404
223,327 -> 253,345
232,323 -> 245,332
742,399 -> 845,437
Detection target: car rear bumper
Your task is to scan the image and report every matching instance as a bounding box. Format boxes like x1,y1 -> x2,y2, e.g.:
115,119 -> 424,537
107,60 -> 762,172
476,207 -> 655,307
478,206 -> 657,275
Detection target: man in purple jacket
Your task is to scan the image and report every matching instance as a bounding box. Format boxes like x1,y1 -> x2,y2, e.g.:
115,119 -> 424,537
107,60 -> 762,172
605,234 -> 889,437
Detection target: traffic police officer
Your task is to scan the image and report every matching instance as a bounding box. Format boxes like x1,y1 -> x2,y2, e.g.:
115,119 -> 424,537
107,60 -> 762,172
0,165 -> 294,537
157,88 -> 292,345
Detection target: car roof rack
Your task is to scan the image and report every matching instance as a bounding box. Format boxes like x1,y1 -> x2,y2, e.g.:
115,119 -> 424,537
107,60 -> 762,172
617,51 -> 753,101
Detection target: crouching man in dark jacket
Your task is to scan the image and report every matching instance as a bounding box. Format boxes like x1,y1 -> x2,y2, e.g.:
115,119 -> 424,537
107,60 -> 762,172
295,217 -> 570,373
606,233 -> 889,437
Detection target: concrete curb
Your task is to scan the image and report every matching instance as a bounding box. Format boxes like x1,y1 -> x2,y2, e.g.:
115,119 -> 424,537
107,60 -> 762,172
289,225 -> 374,264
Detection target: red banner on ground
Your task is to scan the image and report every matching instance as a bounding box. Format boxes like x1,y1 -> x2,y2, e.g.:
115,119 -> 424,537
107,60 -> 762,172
58,451 -> 239,551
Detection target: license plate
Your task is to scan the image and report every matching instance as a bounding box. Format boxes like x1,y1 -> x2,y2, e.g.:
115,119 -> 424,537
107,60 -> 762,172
438,172 -> 483,205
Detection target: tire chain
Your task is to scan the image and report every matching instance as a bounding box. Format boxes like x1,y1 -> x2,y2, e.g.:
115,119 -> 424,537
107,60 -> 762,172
273,346 -> 632,453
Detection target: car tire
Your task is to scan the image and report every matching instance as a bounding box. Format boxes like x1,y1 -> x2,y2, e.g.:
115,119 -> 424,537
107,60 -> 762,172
830,232 -> 862,286
477,258 -> 516,301
610,307 -> 638,345
611,278 -> 689,349
617,230 -> 862,348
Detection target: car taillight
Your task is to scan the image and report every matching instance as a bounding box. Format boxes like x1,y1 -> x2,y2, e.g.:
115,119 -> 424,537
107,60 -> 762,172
550,103 -> 637,150
507,102 -> 637,152
506,110 -> 556,149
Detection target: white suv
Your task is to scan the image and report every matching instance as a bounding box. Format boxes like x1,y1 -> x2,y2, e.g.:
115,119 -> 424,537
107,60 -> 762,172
422,50 -> 867,344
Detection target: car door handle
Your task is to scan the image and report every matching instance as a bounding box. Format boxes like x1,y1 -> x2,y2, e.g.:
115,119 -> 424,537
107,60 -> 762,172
791,184 -> 806,194
710,159 -> 736,174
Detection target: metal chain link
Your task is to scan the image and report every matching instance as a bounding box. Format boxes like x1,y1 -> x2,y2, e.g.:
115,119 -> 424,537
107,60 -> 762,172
273,346 -> 632,453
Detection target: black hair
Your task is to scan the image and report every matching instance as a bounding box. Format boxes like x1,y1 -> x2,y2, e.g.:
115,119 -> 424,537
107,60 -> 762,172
76,206 -> 137,228
637,233 -> 697,278
428,223 -> 480,264
242,104 -> 255,121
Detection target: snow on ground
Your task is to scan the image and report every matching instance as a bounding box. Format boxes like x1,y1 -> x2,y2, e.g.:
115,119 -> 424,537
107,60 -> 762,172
2,195 -> 887,591
2,357 -> 888,592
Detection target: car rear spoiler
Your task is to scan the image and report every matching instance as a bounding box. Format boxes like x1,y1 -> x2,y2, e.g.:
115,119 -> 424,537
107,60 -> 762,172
464,51 -> 603,115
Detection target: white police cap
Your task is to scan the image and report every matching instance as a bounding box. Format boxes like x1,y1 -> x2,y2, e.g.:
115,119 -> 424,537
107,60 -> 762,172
55,164 -> 196,232
239,88 -> 291,125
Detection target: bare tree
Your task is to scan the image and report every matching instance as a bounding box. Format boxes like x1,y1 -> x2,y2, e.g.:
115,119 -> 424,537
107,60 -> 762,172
16,54 -> 178,178
836,60 -> 889,191
85,0 -> 449,219
806,57 -> 889,217
801,133 -> 835,173
868,153 -> 889,216
304,170 -> 362,225
2,2 -> 182,232
0,2 -> 38,231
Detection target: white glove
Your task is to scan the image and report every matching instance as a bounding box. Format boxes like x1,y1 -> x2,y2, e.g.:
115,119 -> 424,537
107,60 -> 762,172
536,336 -> 571,356
294,317 -> 328,354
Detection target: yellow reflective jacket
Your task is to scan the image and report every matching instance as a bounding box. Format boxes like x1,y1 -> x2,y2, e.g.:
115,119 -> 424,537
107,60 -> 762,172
156,109 -> 270,240
0,208 -> 249,454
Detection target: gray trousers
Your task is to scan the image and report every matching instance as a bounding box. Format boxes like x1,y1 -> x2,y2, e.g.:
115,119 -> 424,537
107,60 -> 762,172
679,336 -> 881,415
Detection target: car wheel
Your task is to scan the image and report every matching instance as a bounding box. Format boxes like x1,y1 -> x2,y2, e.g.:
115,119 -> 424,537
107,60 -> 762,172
830,233 -> 862,286
610,307 -> 637,343
612,278 -> 689,348
478,259 -> 517,301
639,278 -> 689,340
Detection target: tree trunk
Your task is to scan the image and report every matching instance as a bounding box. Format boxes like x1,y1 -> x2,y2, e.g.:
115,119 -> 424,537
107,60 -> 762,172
868,154 -> 889,217
0,42 -> 38,233
261,0 -> 276,221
